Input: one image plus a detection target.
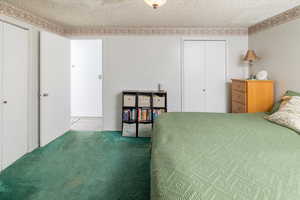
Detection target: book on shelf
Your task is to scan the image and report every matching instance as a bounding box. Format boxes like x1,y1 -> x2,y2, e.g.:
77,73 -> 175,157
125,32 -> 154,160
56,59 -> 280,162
138,108 -> 152,121
122,109 -> 136,121
153,109 -> 165,120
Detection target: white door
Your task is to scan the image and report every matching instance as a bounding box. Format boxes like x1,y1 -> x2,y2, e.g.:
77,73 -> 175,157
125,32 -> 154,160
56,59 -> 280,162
205,41 -> 226,112
1,23 -> 28,169
0,22 -> 3,170
183,40 -> 226,113
71,40 -> 102,117
183,41 -> 206,112
40,31 -> 71,146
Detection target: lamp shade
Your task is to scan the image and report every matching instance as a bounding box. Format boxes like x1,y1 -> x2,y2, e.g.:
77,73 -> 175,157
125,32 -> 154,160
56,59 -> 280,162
244,50 -> 258,62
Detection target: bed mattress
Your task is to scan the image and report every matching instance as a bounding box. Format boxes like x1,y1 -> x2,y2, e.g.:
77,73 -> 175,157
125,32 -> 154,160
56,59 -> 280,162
151,112 -> 300,200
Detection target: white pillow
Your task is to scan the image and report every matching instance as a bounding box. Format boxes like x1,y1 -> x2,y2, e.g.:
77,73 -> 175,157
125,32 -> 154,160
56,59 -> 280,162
266,96 -> 300,133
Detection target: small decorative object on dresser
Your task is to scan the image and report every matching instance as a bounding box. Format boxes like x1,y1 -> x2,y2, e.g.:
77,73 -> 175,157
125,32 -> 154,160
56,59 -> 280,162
231,79 -> 274,113
122,90 -> 167,137
256,70 -> 268,80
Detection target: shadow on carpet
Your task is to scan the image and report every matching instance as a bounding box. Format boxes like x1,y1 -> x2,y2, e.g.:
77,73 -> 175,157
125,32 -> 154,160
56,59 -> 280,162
0,131 -> 151,200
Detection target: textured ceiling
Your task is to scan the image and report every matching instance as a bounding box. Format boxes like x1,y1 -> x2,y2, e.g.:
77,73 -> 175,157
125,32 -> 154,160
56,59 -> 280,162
3,0 -> 300,28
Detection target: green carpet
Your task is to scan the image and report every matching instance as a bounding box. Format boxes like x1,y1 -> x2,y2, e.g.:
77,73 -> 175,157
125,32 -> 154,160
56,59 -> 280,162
0,131 -> 151,200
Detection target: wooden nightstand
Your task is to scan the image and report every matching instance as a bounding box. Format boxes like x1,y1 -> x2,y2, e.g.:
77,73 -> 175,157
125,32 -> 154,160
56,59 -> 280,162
231,79 -> 274,113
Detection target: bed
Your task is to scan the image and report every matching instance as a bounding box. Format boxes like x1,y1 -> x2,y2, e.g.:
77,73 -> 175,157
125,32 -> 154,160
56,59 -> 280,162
151,112 -> 300,200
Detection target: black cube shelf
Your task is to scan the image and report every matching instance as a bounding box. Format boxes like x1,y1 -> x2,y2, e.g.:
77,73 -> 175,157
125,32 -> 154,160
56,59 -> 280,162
122,90 -> 167,138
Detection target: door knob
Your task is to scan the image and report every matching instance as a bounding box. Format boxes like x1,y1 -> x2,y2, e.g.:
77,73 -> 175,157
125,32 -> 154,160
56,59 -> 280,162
3,101 -> 7,104
43,93 -> 49,97
202,89 -> 206,92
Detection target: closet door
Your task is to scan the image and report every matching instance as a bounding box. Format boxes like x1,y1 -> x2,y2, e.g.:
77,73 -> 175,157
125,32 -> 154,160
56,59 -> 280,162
183,41 -> 206,112
205,41 -> 226,113
0,22 -> 3,170
2,23 -> 28,169
183,40 -> 226,113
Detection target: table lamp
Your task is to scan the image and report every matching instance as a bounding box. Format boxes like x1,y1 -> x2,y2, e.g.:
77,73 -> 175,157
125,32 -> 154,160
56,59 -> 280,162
244,50 -> 258,79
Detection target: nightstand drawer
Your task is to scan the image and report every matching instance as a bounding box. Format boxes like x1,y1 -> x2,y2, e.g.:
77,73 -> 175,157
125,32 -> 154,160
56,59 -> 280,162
232,102 -> 246,113
232,81 -> 246,92
232,91 -> 246,105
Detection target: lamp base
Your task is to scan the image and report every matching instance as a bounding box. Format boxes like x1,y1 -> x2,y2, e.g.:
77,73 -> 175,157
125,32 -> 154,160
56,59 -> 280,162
248,74 -> 256,80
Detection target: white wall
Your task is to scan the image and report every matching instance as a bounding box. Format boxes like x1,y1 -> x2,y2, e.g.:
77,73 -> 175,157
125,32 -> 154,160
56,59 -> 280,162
102,35 -> 248,130
249,19 -> 300,100
0,15 -> 39,152
103,36 -> 180,130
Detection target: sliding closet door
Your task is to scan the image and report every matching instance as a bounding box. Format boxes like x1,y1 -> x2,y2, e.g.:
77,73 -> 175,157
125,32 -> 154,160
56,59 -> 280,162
0,22 -> 3,170
183,41 -> 206,112
183,40 -> 226,113
205,41 -> 226,112
40,31 -> 70,146
2,23 -> 28,169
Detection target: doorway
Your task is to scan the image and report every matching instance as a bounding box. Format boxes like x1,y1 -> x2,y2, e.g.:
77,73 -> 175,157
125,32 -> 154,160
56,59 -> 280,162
70,40 -> 103,131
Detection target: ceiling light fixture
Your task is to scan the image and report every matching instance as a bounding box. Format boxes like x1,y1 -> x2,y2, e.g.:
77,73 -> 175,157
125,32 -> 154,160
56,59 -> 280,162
144,0 -> 167,9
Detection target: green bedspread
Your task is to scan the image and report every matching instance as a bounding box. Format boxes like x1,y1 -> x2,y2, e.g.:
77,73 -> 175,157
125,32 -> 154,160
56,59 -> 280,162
151,112 -> 300,200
